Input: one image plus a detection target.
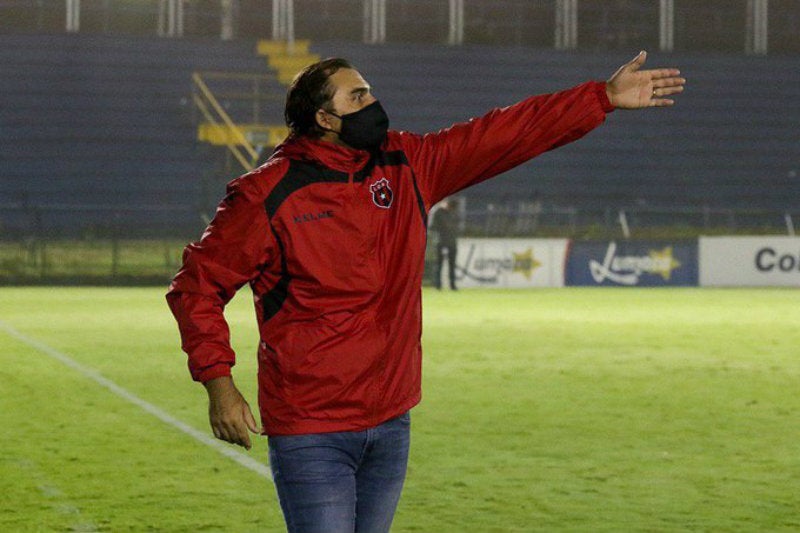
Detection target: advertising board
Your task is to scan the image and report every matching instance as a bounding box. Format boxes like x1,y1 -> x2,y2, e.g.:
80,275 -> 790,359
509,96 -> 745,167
453,238 -> 570,288
565,241 -> 698,287
699,236 -> 800,287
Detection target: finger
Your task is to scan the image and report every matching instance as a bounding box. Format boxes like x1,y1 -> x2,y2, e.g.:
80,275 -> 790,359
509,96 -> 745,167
652,76 -> 685,88
216,424 -> 235,444
210,416 -> 231,441
653,85 -> 684,97
214,416 -> 244,445
222,416 -> 251,449
230,420 -> 252,450
626,50 -> 647,72
645,68 -> 682,80
243,404 -> 261,434
649,97 -> 675,108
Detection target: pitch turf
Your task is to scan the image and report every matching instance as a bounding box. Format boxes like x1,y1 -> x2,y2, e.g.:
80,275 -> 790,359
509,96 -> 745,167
1,287 -> 798,532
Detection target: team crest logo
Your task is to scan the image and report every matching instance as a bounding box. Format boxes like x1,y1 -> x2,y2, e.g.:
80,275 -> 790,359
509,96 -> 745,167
370,178 -> 393,209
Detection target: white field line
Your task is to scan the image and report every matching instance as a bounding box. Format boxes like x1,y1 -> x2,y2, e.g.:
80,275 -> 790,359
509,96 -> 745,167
16,458 -> 100,532
0,319 -> 271,479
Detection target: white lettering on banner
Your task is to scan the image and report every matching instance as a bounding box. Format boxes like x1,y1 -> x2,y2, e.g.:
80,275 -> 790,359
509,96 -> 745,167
589,242 -> 682,285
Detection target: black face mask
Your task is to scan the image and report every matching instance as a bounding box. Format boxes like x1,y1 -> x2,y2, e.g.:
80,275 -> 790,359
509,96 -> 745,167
327,100 -> 389,152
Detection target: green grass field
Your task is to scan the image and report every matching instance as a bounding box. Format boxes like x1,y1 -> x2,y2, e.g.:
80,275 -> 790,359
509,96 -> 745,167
1,287 -> 799,532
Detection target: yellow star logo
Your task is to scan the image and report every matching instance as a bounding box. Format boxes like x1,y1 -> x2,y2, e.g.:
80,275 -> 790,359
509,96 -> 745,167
649,246 -> 681,281
512,248 -> 542,280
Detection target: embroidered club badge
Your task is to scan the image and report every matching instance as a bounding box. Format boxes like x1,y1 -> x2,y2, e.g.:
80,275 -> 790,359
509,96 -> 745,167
370,178 -> 393,209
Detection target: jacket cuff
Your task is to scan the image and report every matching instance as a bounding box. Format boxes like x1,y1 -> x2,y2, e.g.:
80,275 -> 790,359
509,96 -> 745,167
594,81 -> 615,113
194,363 -> 233,383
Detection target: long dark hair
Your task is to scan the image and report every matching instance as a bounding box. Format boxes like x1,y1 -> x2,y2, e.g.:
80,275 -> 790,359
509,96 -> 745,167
284,57 -> 354,138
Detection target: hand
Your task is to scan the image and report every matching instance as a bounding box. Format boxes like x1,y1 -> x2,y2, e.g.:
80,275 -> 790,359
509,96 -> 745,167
204,376 -> 261,450
606,51 -> 685,109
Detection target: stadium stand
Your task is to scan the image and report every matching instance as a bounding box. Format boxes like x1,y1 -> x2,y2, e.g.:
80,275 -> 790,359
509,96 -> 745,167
1,34 -> 798,239
310,41 -> 800,211
0,32 -> 282,237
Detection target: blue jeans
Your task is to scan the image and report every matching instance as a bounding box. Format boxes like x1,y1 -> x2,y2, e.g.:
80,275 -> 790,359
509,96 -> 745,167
268,412 -> 411,533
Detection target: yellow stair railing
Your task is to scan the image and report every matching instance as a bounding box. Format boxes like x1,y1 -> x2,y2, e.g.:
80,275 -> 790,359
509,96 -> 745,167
191,38 -> 318,171
191,71 -> 289,171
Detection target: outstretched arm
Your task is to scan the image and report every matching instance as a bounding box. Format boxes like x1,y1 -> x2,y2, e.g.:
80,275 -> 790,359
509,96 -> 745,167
606,51 -> 686,109
399,81 -> 613,207
399,51 -> 686,207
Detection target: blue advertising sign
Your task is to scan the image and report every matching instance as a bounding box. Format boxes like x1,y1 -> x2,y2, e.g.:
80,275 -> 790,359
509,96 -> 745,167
566,241 -> 698,287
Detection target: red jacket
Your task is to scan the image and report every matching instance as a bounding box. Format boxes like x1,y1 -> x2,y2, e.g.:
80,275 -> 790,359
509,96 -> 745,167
167,81 -> 613,435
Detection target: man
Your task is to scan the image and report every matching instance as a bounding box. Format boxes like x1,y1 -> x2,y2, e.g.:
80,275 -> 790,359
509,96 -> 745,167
430,198 -> 459,290
167,51 -> 684,532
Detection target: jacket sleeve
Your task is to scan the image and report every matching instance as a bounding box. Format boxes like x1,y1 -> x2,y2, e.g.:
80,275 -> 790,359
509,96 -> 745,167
165,173 -> 277,383
398,81 -> 614,208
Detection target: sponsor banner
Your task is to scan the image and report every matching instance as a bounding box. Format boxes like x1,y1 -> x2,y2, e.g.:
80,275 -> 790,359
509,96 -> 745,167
699,236 -> 800,287
566,241 -> 698,287
454,238 -> 570,288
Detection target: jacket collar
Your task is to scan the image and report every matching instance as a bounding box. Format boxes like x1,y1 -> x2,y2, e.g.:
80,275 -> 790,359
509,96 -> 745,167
274,134 -> 373,174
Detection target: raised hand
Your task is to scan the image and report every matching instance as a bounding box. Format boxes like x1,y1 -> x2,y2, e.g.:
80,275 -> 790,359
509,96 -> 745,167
606,51 -> 686,109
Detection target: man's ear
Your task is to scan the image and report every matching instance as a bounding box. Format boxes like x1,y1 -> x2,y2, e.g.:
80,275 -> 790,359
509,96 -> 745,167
316,109 -> 335,132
